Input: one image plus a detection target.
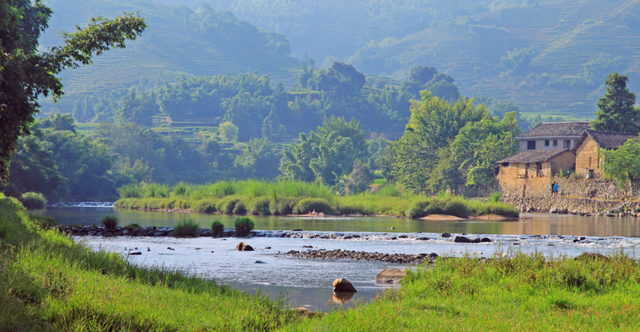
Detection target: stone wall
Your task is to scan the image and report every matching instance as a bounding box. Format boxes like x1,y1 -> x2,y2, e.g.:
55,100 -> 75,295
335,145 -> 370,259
575,135 -> 603,178
502,178 -> 640,214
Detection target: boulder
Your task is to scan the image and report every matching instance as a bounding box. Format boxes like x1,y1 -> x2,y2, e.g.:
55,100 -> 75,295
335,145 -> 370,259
454,236 -> 471,243
376,268 -> 406,284
236,242 -> 254,251
129,251 -> 142,255
442,233 -> 452,238
333,278 -> 357,293
575,252 -> 609,261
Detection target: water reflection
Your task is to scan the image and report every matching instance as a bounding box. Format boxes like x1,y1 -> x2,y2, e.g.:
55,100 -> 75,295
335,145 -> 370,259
41,207 -> 640,238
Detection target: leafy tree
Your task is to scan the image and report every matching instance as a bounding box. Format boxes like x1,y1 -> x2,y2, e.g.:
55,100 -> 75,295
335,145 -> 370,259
114,89 -> 158,127
0,0 -> 145,182
38,113 -> 76,132
600,136 -> 640,186
591,73 -> 639,134
262,107 -> 286,141
234,138 -> 281,179
340,161 -> 374,195
317,62 -> 366,98
280,117 -> 370,185
409,65 -> 438,85
219,121 -> 239,142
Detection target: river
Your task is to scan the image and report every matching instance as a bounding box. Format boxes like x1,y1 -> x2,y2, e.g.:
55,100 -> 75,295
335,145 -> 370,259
39,207 -> 640,312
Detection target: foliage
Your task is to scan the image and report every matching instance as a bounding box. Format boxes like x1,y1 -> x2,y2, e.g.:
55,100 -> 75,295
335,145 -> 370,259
337,161 -> 375,195
591,73 -> 639,133
0,0 -> 145,183
600,136 -> 640,186
173,219 -> 200,238
19,192 -> 47,210
211,220 -> 224,237
234,217 -> 255,237
234,138 -> 281,179
292,198 -> 336,215
100,214 -> 118,230
280,116 -> 370,185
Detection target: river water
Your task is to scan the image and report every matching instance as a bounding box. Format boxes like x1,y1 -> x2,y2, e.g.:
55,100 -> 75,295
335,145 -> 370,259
39,207 -> 640,312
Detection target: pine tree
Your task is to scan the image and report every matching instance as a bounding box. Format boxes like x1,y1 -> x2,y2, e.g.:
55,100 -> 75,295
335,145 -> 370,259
592,73 -> 639,133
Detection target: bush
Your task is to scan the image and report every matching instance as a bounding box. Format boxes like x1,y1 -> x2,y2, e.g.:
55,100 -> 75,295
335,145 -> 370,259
100,215 -> 119,230
248,197 -> 271,215
20,192 -> 47,209
173,219 -> 200,238
443,200 -> 470,218
292,198 -> 335,215
124,223 -> 141,230
487,192 -> 503,203
218,197 -> 241,214
211,221 -> 224,237
118,184 -> 142,199
234,217 -> 255,237
232,200 -> 247,214
194,200 -> 217,213
269,197 -> 300,215
28,213 -> 57,227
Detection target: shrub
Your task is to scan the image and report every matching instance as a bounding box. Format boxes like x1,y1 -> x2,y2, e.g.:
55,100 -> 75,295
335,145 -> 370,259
124,223 -> 141,230
487,192 -> 503,203
211,221 -> 224,237
443,200 -> 470,218
248,197 -> 271,215
173,219 -> 200,238
100,215 -> 119,230
20,192 -> 47,209
234,217 -> 255,237
292,198 -> 335,215
28,213 -> 57,227
118,184 -> 142,199
232,200 -> 247,214
218,197 -> 241,214
269,197 -> 299,215
194,200 -> 217,213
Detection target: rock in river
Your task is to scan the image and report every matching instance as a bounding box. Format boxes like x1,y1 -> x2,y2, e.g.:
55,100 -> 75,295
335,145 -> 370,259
575,252 -> 609,261
333,278 -> 357,293
376,268 -> 406,284
236,242 -> 254,251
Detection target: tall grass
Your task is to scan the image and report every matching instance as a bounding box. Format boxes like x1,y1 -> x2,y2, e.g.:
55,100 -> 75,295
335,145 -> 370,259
173,219 -> 199,238
0,196 -> 296,331
115,181 -> 519,218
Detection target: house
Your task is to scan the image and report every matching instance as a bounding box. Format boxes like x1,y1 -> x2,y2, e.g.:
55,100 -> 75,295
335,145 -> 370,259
516,122 -> 591,152
571,130 -> 637,179
495,150 -> 575,197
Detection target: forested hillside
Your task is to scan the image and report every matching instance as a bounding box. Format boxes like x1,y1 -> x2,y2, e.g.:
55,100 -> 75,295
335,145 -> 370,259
148,0 -> 640,119
38,0 -> 300,113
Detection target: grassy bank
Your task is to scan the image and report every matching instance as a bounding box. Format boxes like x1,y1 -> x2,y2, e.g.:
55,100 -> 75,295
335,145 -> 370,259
115,181 -> 519,218
0,194 -> 296,331
285,252 -> 640,331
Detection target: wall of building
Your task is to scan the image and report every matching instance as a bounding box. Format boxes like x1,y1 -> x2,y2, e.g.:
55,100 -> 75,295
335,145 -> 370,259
497,152 -> 575,197
550,151 -> 576,174
574,136 -> 603,178
518,138 -> 579,152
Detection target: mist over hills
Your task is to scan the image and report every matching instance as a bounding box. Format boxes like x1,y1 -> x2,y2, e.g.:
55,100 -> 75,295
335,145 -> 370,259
39,0 -> 300,113
148,0 -> 640,119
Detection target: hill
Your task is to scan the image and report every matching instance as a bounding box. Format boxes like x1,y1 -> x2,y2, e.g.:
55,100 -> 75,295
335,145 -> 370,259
353,0 -> 640,118
38,0 -> 301,113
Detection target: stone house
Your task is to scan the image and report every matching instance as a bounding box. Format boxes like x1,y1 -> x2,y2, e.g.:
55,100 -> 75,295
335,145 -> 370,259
516,121 -> 591,152
496,150 -> 575,197
571,130 -> 637,179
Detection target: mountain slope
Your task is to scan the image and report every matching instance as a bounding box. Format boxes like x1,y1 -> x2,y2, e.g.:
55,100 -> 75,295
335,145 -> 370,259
39,0 -> 300,112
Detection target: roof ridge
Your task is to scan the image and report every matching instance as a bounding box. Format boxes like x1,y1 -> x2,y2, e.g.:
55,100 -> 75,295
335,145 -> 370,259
586,129 -> 637,135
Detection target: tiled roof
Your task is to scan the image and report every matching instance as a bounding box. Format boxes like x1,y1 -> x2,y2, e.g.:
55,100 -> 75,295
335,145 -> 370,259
516,122 -> 591,139
496,149 -> 573,164
572,130 -> 637,151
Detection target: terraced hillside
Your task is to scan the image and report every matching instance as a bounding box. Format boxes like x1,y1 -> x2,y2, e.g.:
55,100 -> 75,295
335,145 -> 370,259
38,0 -> 300,113
357,0 -> 640,118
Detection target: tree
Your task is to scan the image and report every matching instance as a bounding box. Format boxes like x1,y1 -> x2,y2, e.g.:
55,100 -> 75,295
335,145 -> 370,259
600,136 -> 640,186
280,117 -> 370,185
219,121 -> 239,142
316,62 -> 366,98
0,0 -> 146,182
234,138 -> 281,179
409,65 -> 438,85
591,73 -> 639,134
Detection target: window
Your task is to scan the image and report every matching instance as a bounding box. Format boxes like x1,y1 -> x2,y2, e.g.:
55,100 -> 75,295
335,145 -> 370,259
564,140 -> 570,149
545,140 -> 550,147
527,141 -> 536,150
553,140 -> 558,147
589,157 -> 592,168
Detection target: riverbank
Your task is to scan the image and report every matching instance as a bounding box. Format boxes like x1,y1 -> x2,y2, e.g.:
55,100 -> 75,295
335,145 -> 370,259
115,180 -> 520,219
0,195 -> 297,331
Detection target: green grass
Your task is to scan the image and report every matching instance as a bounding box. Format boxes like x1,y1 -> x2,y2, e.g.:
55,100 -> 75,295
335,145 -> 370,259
283,251 -> 640,331
99,214 -> 119,230
173,219 -> 200,238
115,181 -> 519,218
0,194 -> 296,331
